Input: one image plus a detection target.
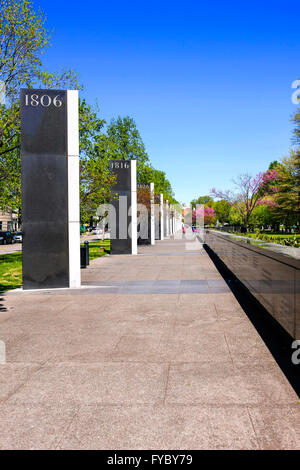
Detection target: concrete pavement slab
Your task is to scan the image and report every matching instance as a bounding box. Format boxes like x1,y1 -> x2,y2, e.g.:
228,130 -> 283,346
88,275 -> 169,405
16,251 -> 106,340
7,362 -> 169,405
0,363 -> 42,402
165,362 -> 298,405
1,235 -> 299,449
57,404 -> 259,450
0,403 -> 77,450
247,405 -> 300,450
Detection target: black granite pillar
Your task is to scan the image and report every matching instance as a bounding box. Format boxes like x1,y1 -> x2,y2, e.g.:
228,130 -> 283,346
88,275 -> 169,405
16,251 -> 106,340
20,88 -> 80,290
109,160 -> 137,255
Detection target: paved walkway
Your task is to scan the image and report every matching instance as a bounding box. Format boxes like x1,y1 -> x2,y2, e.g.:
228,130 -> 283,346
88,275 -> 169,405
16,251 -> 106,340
0,236 -> 299,449
0,243 -> 22,255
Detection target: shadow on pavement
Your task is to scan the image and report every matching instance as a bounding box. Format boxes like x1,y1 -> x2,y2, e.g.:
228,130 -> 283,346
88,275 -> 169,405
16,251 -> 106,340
204,244 -> 300,398
0,297 -> 7,312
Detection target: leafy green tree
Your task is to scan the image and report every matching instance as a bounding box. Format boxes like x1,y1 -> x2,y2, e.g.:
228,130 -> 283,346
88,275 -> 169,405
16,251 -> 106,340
0,0 -> 79,100
106,116 -> 149,172
246,154 -> 299,232
190,195 -> 213,209
268,160 -> 283,171
0,0 -> 49,101
248,204 -> 274,227
273,150 -> 300,231
213,200 -> 231,224
79,108 -> 179,221
291,102 -> 300,146
211,171 -> 278,227
138,163 -> 176,204
105,118 -> 177,204
151,168 -> 175,202
0,0 -> 79,214
228,206 -> 243,225
79,100 -> 116,224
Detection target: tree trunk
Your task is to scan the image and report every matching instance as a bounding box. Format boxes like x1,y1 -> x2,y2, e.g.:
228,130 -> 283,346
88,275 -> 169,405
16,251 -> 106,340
18,207 -> 22,230
101,217 -> 105,241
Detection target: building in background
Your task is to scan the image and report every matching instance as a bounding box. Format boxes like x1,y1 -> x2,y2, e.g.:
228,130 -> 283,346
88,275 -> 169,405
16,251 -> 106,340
0,210 -> 18,231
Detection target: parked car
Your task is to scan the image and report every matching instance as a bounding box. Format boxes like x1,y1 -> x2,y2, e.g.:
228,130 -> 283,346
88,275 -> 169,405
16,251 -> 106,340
13,232 -> 23,243
0,231 -> 14,244
92,227 -> 103,235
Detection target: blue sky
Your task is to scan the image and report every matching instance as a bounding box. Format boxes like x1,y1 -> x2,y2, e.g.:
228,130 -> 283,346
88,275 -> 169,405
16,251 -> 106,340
38,0 -> 299,204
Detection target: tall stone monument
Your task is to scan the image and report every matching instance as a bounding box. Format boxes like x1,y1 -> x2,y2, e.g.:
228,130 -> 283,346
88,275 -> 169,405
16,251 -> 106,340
137,183 -> 155,245
109,160 -> 137,255
160,194 -> 164,240
165,200 -> 170,238
154,193 -> 164,241
21,89 -> 80,290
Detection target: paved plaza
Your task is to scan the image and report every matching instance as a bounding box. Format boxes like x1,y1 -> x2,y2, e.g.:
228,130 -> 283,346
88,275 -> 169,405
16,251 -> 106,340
0,236 -> 299,449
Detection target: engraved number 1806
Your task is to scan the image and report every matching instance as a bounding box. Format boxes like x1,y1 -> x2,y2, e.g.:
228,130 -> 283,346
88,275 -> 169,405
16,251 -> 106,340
24,94 -> 62,108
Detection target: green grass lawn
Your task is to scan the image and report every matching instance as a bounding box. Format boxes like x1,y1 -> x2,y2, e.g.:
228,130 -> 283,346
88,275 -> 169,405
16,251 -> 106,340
221,230 -> 300,247
244,232 -> 299,246
81,239 -> 110,260
0,240 -> 111,294
0,252 -> 22,294
257,233 -> 300,239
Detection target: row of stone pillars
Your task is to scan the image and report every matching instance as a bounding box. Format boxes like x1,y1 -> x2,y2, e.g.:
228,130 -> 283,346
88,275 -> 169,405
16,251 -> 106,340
20,88 -> 182,291
109,160 -> 181,255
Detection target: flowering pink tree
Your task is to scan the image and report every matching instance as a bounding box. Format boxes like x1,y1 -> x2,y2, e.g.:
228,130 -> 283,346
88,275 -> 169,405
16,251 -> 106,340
211,170 -> 278,227
192,206 -> 216,225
